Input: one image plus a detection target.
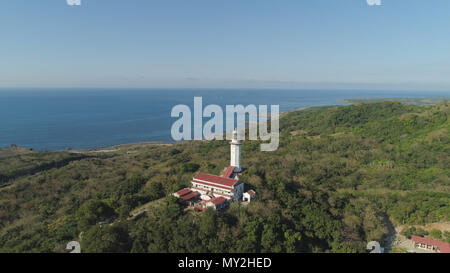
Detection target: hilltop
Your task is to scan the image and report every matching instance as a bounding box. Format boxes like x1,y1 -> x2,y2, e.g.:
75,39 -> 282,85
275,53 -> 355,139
0,101 -> 448,253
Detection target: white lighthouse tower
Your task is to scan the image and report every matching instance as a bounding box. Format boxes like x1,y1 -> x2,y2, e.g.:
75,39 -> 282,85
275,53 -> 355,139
230,130 -> 242,172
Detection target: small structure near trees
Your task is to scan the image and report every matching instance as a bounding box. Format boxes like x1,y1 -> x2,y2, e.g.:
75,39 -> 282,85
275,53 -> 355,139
412,236 -> 450,253
243,190 -> 256,203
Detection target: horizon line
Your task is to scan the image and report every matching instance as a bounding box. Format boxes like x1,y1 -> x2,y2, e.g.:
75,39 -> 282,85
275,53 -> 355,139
0,87 -> 450,93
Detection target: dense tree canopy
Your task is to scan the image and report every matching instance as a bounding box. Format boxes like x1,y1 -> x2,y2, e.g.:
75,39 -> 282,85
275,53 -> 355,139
0,101 -> 448,253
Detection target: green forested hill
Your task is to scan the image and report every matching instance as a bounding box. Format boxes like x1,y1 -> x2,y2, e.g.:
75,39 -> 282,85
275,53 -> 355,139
0,101 -> 449,253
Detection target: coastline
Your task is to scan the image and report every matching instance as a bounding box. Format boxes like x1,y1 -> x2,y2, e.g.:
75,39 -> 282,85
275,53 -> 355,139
68,104 -> 328,153
66,96 -> 449,153
2,96 -> 448,153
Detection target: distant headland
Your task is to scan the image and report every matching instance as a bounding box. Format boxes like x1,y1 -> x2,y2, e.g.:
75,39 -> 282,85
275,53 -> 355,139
340,97 -> 449,106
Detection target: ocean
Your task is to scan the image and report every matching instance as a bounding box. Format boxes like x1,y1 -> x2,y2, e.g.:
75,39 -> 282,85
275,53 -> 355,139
0,88 -> 448,151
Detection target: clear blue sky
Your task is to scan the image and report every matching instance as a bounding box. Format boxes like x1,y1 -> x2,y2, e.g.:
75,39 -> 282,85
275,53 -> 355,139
1,0 -> 450,90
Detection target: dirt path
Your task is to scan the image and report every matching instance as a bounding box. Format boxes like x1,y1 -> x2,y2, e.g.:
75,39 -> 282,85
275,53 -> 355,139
128,197 -> 166,220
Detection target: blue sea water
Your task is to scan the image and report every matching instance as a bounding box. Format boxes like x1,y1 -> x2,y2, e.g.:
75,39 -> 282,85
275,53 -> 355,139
0,88 -> 448,151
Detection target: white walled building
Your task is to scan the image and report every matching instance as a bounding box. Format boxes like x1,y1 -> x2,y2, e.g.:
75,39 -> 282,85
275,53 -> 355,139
191,171 -> 244,201
243,190 -> 256,202
203,196 -> 228,211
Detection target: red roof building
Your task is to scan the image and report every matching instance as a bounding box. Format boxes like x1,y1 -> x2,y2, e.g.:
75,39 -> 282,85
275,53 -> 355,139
191,172 -> 244,201
247,190 -> 256,196
223,166 -> 236,178
173,188 -> 200,206
173,188 -> 192,198
179,191 -> 199,201
412,236 -> 450,253
243,189 -> 256,202
193,173 -> 238,188
195,196 -> 228,211
208,196 -> 227,206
